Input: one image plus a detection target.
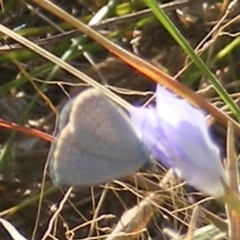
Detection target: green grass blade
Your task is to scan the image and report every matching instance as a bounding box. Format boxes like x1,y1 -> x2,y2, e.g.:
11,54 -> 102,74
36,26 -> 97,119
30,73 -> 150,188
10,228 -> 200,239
145,0 -> 240,121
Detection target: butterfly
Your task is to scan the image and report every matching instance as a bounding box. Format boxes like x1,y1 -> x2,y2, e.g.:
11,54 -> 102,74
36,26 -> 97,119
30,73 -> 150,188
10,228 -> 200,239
48,88 -> 148,186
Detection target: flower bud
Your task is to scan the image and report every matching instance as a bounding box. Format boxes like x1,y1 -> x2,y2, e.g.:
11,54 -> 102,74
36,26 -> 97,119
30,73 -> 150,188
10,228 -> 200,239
130,85 -> 228,197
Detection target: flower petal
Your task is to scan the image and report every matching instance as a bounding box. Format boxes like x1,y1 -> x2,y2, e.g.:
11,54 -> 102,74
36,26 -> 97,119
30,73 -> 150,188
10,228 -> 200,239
130,106 -> 173,168
155,85 -> 227,196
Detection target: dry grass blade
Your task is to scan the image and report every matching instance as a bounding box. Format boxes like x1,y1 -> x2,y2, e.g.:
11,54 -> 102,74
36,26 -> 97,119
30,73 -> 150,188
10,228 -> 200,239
183,206 -> 199,240
0,118 -> 53,142
0,218 -> 27,240
30,0 -> 240,137
105,192 -> 157,240
105,171 -> 173,240
226,122 -> 240,240
41,187 -> 73,240
0,24 -> 131,111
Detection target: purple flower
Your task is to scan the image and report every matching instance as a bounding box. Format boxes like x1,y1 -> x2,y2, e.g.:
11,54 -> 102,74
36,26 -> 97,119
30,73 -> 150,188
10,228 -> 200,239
130,85 -> 228,197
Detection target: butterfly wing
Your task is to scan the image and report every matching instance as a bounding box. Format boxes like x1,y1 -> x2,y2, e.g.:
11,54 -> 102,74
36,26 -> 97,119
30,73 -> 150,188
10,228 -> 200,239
49,88 -> 148,186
